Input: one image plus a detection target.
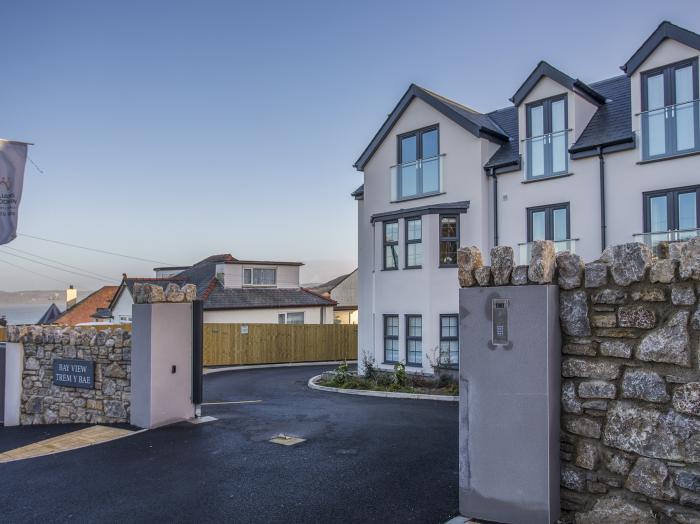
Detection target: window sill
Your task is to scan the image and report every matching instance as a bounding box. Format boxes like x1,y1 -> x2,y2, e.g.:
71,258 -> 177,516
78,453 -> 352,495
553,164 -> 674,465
637,149 -> 700,165
382,361 -> 398,366
406,363 -> 423,368
404,265 -> 422,270
439,264 -> 458,269
521,172 -> 573,184
381,268 -> 399,272
390,192 -> 445,204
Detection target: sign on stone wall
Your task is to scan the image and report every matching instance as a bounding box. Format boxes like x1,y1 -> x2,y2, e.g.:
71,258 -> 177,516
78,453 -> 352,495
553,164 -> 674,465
53,358 -> 95,389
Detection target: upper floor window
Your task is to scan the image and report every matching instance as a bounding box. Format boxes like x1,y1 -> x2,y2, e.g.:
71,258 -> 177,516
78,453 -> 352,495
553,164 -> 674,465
405,217 -> 422,269
641,58 -> 699,161
643,185 -> 699,239
395,126 -> 440,200
525,95 -> 568,179
244,267 -> 276,286
383,221 -> 399,270
439,215 -> 459,267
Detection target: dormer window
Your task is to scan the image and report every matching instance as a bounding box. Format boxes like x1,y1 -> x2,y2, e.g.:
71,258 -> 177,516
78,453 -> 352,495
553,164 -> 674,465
394,126 -> 440,200
243,267 -> 276,286
525,95 -> 568,179
640,58 -> 699,161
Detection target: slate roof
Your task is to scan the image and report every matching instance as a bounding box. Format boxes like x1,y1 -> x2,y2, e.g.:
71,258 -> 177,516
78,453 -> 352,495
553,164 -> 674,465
37,303 -> 63,325
119,253 -> 334,311
354,84 -> 509,170
311,270 -> 357,295
484,106 -> 520,169
570,75 -> 634,153
55,286 -> 120,326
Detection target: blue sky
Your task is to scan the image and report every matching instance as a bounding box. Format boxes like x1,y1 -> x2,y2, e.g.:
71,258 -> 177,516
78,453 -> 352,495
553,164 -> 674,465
1,0 -> 698,291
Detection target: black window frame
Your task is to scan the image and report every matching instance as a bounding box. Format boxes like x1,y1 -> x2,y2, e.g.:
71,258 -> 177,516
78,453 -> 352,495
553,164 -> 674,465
643,185 -> 700,233
439,214 -> 459,268
439,314 -> 459,369
640,57 -> 700,161
396,124 -> 440,201
383,220 -> 399,271
525,94 -> 569,180
405,314 -> 422,367
383,314 -> 400,364
404,216 -> 422,269
526,203 -> 571,242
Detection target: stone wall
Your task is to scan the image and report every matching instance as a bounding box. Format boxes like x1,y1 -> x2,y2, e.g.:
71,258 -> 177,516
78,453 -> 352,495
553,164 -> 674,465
6,325 -> 131,425
458,238 -> 700,523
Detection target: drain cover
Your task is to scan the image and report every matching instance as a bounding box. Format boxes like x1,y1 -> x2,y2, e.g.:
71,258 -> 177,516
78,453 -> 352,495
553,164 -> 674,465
269,434 -> 306,446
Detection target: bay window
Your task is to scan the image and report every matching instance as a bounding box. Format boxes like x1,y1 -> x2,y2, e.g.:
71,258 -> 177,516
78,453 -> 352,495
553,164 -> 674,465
405,217 -> 422,268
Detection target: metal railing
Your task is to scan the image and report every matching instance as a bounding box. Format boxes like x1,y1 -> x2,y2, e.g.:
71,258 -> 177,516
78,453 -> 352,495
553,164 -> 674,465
390,154 -> 444,201
522,129 -> 570,180
518,239 -> 578,265
638,100 -> 700,160
633,228 -> 700,253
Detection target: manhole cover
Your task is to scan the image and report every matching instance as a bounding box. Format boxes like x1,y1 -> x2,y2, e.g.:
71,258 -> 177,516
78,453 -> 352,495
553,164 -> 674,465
269,434 -> 306,446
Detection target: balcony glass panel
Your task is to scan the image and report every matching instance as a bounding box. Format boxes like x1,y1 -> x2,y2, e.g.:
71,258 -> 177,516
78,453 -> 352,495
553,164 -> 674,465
524,130 -> 569,180
391,155 -> 443,201
633,229 -> 700,254
640,100 -> 700,160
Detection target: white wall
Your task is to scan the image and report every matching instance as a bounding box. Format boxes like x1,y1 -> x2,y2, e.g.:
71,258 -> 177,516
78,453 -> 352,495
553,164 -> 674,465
356,35 -> 700,374
111,288 -> 134,323
359,97 -> 490,373
330,270 -> 358,308
204,306 -> 334,324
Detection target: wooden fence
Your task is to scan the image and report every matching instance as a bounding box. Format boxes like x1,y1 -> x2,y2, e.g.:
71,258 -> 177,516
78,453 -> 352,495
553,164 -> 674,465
203,323 -> 358,366
0,327 -> 5,342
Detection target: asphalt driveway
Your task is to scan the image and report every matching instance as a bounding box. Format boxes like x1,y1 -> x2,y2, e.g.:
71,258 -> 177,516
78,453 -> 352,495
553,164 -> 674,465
0,365 -> 459,523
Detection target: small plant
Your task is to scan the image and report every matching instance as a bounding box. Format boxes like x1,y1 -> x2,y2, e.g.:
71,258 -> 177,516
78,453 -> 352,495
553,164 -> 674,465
331,360 -> 351,386
393,361 -> 407,388
361,350 -> 379,382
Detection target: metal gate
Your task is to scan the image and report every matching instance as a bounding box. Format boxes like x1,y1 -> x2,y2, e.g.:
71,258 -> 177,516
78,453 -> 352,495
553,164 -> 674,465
0,343 -> 6,424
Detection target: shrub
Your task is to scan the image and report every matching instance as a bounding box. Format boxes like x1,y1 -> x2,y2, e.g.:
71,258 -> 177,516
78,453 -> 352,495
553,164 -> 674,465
393,361 -> 407,388
331,360 -> 351,386
361,351 -> 379,383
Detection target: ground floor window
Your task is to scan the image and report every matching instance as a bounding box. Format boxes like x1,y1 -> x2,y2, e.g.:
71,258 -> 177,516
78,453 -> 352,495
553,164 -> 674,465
406,315 -> 422,366
439,314 -> 459,367
278,312 -> 304,324
384,315 -> 399,362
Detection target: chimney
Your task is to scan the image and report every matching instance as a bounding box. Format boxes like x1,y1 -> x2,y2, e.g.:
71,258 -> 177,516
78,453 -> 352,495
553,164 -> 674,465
66,285 -> 78,309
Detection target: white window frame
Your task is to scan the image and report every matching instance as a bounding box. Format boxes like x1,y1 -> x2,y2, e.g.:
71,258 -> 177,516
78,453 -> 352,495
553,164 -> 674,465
243,267 -> 277,287
278,312 -> 305,324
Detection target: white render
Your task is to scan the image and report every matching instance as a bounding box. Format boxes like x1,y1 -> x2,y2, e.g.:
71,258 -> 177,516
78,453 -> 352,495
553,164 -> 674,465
355,24 -> 700,374
205,305 -> 334,324
215,262 -> 300,289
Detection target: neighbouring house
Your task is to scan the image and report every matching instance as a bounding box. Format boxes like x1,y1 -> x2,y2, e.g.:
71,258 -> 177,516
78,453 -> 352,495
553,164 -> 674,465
109,254 -> 336,324
53,286 -> 120,326
37,303 -> 62,325
353,20 -> 700,374
311,270 -> 358,324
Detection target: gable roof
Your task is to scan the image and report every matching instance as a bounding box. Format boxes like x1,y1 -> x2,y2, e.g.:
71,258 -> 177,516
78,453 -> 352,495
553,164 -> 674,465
510,61 -> 606,106
311,269 -> 357,295
37,303 -> 63,325
354,84 -> 509,171
116,253 -> 333,311
570,75 -> 634,153
622,21 -> 700,76
55,286 -> 119,326
351,184 -> 364,200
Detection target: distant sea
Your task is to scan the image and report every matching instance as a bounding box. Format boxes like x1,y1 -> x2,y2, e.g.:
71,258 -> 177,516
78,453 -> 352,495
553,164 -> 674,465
0,304 -> 63,325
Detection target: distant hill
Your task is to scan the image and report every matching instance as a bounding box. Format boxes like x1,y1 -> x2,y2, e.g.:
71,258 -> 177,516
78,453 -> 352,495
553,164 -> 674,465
0,289 -> 91,306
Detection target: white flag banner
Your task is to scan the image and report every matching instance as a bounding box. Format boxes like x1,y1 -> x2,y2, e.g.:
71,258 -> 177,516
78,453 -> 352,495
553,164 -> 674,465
0,141 -> 28,245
